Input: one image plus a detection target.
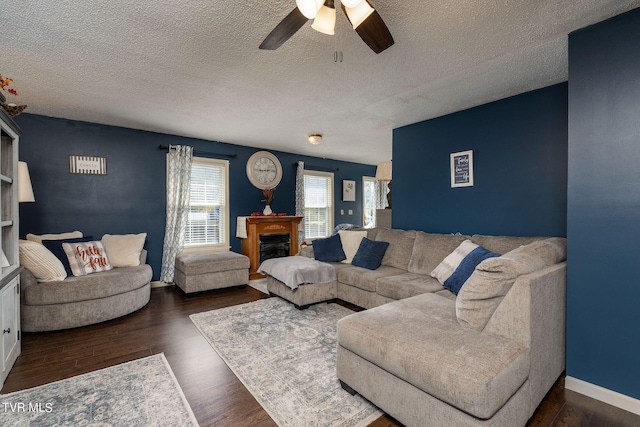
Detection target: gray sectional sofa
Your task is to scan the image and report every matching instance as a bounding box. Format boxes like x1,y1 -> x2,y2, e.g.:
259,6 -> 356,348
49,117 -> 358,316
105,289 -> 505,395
267,228 -> 567,426
20,250 -> 152,332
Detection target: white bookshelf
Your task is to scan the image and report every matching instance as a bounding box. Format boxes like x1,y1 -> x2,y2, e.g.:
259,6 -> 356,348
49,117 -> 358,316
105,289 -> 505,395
0,105 -> 21,387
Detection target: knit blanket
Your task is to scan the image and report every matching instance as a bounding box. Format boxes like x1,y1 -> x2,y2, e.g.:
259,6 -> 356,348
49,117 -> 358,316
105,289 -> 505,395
258,256 -> 336,290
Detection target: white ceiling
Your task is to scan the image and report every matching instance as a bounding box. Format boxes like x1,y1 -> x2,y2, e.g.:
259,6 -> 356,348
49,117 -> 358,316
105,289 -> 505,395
2,1 -> 639,165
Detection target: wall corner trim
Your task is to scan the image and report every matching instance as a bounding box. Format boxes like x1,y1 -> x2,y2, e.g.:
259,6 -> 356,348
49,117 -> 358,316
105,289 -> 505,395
565,376 -> 640,416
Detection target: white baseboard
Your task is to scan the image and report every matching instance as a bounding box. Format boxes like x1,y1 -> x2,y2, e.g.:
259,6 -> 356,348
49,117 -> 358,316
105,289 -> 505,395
150,281 -> 172,288
565,376 -> 640,416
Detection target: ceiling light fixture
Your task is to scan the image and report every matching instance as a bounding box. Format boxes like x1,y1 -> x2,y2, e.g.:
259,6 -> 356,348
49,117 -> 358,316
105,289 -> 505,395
296,0 -> 323,19
341,0 -> 364,8
308,134 -> 323,145
311,1 -> 337,35
344,1 -> 375,29
260,0 -> 393,54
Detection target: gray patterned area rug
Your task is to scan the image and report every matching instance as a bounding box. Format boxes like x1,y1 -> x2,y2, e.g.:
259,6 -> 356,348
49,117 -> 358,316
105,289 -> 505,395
190,298 -> 382,427
0,353 -> 198,426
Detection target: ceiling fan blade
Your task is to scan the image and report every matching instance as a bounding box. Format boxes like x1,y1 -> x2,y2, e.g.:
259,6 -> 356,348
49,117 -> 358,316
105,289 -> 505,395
341,2 -> 394,54
259,8 -> 309,50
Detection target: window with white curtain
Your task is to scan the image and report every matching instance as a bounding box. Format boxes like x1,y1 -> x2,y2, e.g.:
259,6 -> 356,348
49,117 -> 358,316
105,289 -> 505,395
184,157 -> 229,249
304,170 -> 334,239
362,176 -> 377,228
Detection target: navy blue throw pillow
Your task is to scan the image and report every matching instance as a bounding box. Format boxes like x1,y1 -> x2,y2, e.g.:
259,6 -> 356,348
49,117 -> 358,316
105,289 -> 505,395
42,236 -> 94,276
443,246 -> 500,295
351,238 -> 389,270
312,234 -> 346,262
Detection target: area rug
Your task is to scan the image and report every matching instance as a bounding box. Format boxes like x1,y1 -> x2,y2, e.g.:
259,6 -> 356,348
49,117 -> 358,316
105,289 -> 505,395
0,353 -> 198,426
248,278 -> 268,294
190,298 -> 382,427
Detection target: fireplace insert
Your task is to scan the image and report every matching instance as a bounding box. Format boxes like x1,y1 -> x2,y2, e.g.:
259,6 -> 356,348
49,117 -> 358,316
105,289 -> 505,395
259,233 -> 290,264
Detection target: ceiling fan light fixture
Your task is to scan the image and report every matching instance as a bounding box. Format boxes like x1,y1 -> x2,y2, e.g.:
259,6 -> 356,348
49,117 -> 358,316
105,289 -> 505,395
341,0 -> 365,7
308,133 -> 323,145
296,0 -> 324,19
344,1 -> 375,29
311,4 -> 336,35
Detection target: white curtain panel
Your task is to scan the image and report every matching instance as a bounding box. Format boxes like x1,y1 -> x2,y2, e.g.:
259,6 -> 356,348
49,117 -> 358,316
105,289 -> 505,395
375,180 -> 389,210
160,145 -> 193,283
295,161 -> 305,246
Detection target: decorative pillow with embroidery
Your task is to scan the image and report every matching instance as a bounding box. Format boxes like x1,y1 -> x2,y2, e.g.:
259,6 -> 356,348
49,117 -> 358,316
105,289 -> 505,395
62,241 -> 113,276
42,236 -> 95,276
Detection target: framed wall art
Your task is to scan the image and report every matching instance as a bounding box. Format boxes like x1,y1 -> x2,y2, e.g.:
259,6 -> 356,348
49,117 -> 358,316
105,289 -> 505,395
69,155 -> 107,175
342,180 -> 356,201
450,150 -> 473,188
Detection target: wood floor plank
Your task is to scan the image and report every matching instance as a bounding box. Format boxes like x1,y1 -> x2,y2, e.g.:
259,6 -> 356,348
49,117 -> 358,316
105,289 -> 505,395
3,285 -> 639,427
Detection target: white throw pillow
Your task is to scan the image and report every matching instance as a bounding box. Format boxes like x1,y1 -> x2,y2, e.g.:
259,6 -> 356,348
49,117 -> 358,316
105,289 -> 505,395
338,230 -> 368,264
101,233 -> 147,267
26,231 -> 83,244
19,240 -> 67,282
62,241 -> 113,276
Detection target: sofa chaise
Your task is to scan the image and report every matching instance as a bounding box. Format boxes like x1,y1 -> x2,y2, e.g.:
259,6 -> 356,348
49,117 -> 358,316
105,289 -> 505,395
265,228 -> 567,426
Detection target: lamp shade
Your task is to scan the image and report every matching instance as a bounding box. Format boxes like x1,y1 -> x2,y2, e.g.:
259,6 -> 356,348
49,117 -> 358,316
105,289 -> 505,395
311,4 -> 336,35
18,161 -> 35,202
344,0 -> 375,29
296,0 -> 324,19
375,161 -> 392,181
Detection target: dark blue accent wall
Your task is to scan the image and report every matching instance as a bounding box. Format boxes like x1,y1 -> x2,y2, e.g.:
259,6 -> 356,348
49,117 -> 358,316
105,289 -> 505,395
16,114 -> 375,280
392,84 -> 568,237
567,8 -> 640,399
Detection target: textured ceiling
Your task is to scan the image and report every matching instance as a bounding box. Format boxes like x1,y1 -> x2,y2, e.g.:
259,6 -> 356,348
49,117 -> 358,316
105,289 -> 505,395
2,1 -> 639,165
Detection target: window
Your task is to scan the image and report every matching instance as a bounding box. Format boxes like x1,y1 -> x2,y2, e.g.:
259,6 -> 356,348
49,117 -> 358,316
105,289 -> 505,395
184,157 -> 229,249
362,176 -> 377,228
304,170 -> 334,240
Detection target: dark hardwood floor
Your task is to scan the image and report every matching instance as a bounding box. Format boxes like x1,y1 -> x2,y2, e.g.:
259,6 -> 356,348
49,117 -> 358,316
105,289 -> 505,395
3,285 -> 639,427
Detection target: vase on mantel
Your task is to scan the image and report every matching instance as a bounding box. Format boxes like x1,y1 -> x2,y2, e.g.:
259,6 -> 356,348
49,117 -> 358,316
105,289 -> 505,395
263,205 -> 272,215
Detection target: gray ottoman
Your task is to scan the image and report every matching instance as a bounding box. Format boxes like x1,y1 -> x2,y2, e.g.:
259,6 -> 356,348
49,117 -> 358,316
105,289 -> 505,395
267,275 -> 337,310
174,251 -> 249,294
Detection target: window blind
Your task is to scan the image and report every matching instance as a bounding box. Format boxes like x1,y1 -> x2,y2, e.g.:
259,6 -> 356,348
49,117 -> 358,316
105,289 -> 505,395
185,159 -> 227,246
304,172 -> 333,239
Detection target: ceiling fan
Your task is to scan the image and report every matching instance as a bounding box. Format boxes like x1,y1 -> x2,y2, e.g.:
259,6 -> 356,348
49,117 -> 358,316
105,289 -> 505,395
259,0 -> 394,54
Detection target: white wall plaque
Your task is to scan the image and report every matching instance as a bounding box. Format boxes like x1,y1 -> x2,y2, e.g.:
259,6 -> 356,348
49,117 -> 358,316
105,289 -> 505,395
450,150 -> 474,188
69,155 -> 107,175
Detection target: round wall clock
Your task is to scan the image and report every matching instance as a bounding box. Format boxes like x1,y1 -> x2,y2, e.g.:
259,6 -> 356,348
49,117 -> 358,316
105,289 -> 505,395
246,151 -> 283,189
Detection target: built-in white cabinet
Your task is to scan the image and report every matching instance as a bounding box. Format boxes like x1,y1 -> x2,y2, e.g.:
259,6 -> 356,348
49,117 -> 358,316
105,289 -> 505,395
0,101 -> 22,388
1,275 -> 20,385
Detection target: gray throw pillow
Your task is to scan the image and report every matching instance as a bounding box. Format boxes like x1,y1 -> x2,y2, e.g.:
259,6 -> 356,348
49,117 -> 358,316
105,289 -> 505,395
456,238 -> 566,330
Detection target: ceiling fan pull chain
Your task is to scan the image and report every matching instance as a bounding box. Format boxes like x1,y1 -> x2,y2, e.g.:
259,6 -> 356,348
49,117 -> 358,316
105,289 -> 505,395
334,12 -> 343,63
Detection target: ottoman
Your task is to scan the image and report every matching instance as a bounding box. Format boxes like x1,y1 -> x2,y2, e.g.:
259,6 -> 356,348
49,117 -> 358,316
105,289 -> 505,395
259,256 -> 338,309
174,251 -> 249,294
267,276 -> 337,310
